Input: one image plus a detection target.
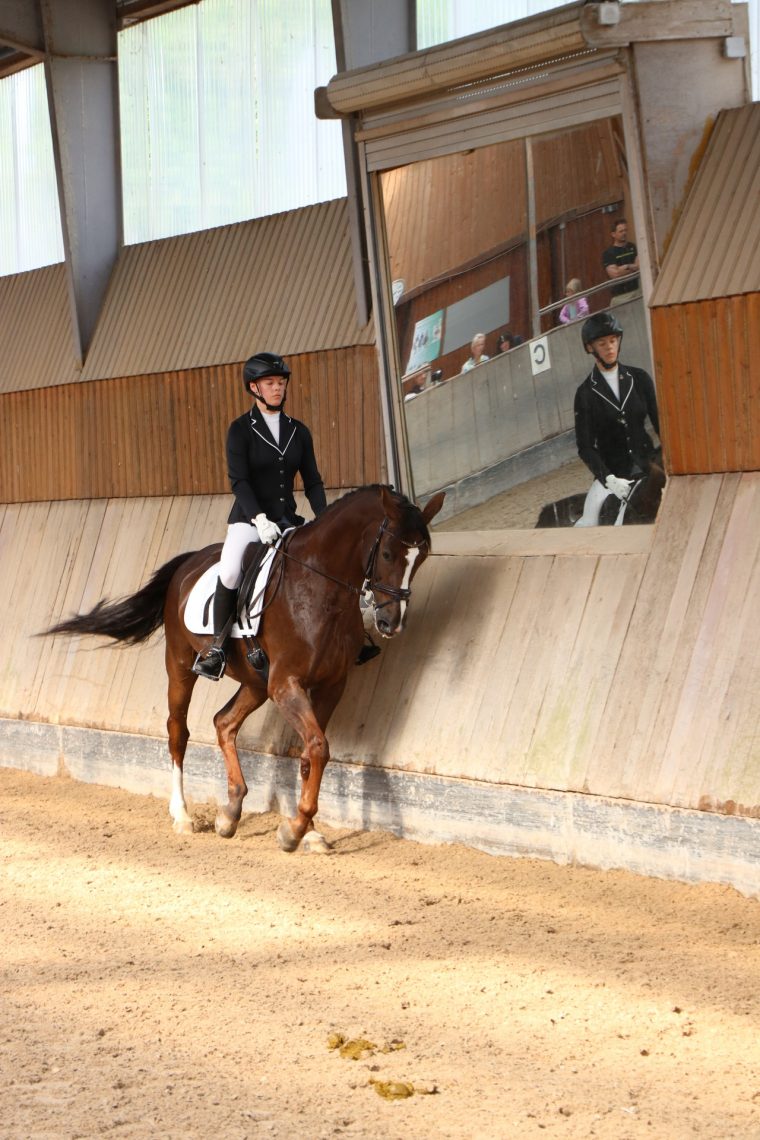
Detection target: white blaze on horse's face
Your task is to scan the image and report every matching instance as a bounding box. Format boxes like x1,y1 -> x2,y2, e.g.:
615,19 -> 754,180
375,543 -> 423,637
398,545 -> 422,627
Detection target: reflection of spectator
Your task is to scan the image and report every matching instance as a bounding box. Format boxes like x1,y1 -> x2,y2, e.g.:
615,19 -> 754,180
461,332 -> 490,373
558,278 -> 590,324
573,312 -> 659,527
602,218 -> 639,300
496,331 -> 523,352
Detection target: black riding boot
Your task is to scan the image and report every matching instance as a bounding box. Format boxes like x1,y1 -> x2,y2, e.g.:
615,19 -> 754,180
192,580 -> 239,681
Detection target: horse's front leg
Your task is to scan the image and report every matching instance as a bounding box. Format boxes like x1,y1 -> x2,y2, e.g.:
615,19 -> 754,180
272,678 -> 342,853
213,680 -> 267,838
298,678 -> 348,852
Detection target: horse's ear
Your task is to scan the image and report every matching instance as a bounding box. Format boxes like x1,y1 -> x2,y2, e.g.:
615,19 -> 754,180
380,485 -> 399,517
420,491 -> 445,524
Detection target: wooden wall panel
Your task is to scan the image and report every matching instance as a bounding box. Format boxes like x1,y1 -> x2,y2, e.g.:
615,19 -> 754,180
0,346 -> 384,504
532,118 -> 625,225
381,120 -> 624,299
4,474 -> 760,820
652,295 -> 760,475
381,139 -> 527,294
395,205 -> 625,372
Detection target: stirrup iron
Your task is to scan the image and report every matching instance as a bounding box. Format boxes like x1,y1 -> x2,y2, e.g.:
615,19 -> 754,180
192,644 -> 226,681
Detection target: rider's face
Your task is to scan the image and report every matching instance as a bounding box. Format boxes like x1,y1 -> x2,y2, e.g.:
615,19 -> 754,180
252,375 -> 287,405
590,335 -> 621,368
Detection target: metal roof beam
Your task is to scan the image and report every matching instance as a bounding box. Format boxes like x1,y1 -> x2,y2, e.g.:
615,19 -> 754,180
327,0 -> 416,329
42,0 -> 121,363
0,0 -> 44,54
0,0 -> 45,76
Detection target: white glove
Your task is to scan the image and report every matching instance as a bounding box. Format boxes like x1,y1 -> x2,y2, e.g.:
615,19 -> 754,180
254,514 -> 281,545
605,474 -> 633,501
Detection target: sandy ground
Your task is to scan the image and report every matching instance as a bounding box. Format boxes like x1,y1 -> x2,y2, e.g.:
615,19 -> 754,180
1,767 -> 759,1140
436,459 -> 590,531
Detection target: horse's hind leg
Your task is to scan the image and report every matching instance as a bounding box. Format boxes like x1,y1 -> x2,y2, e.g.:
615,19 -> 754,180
213,681 -> 267,838
167,665 -> 198,835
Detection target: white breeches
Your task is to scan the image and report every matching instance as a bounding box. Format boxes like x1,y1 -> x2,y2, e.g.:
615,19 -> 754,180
218,522 -> 262,588
574,480 -> 625,527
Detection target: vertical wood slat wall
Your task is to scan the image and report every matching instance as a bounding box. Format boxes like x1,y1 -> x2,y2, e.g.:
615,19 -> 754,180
0,346 -> 384,504
651,294 -> 760,474
4,474 -> 759,820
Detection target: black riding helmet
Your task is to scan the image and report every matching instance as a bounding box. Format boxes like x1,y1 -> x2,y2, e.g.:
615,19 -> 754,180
243,352 -> 291,410
581,311 -> 623,367
581,311 -> 623,350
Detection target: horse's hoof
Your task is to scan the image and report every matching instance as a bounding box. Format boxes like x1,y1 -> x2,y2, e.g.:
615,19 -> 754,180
301,830 -> 332,854
276,820 -> 301,853
215,812 -> 239,839
171,816 -> 195,836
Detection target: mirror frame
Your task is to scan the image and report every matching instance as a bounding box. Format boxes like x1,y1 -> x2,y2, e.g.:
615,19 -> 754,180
355,52 -> 656,522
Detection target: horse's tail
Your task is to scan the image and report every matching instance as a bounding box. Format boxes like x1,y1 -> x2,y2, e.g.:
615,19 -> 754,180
45,552 -> 195,645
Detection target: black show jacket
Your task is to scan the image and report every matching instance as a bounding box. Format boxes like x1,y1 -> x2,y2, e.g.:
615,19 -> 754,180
225,406 -> 327,526
574,363 -> 660,484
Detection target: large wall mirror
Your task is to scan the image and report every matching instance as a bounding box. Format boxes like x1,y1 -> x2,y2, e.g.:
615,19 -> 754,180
378,115 -> 659,530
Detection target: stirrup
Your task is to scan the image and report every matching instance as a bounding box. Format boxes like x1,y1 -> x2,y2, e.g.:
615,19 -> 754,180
192,645 -> 226,681
356,637 -> 381,666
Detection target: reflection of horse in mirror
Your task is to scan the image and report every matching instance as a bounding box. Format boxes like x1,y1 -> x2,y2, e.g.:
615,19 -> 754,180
47,486 -> 445,851
536,451 -> 665,528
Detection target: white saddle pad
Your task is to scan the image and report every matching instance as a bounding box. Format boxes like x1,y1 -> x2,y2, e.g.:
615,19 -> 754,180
184,547 -> 277,638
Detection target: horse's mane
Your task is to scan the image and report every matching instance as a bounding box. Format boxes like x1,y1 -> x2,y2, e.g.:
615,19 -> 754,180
306,484 -> 432,545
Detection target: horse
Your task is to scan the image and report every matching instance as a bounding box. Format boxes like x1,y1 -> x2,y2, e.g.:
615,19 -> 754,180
46,485 -> 445,852
535,451 -> 666,528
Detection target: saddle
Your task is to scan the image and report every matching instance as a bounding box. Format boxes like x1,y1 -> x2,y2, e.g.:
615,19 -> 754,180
185,543 -> 279,638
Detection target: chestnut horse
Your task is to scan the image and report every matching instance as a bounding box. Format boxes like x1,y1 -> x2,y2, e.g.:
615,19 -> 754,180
47,485 -> 445,851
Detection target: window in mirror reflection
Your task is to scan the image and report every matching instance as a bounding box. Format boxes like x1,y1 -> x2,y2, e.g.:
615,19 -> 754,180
379,116 -> 660,531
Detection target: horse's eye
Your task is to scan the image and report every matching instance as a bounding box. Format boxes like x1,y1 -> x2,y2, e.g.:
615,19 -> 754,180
382,549 -> 392,562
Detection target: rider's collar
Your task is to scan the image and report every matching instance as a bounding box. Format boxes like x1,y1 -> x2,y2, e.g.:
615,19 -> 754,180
591,363 -> 628,385
250,404 -> 291,425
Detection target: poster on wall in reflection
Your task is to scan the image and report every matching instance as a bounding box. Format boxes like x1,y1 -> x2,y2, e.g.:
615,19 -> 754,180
405,310 -> 444,375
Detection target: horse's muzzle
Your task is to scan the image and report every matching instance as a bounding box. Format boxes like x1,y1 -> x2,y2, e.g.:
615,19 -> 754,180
375,606 -> 407,638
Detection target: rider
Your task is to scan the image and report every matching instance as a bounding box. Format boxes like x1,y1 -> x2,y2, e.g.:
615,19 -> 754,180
192,352 -> 327,680
573,311 -> 660,527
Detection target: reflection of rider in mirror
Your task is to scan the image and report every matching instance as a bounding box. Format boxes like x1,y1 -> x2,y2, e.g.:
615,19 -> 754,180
573,312 -> 660,528
461,332 -> 490,373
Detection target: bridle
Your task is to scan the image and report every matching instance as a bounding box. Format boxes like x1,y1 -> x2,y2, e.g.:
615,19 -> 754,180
360,516 -> 428,610
278,515 -> 427,611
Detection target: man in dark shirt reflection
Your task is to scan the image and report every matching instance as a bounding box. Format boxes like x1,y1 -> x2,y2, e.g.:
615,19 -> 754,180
602,218 -> 639,301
